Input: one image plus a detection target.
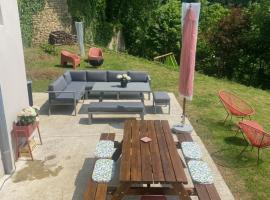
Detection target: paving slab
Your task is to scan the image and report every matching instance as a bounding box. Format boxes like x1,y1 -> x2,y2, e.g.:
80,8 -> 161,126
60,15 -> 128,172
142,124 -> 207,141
0,93 -> 234,200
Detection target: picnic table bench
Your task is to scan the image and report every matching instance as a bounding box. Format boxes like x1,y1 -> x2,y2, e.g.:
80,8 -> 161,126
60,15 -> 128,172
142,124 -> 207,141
111,120 -> 191,200
84,133 -> 115,200
176,133 -> 221,200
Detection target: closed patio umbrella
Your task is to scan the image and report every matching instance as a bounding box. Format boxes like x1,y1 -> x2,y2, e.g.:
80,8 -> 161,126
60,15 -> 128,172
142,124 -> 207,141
173,4 -> 200,133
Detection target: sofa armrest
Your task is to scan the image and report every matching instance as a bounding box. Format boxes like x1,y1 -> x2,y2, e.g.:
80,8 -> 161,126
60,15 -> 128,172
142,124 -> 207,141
147,75 -> 151,85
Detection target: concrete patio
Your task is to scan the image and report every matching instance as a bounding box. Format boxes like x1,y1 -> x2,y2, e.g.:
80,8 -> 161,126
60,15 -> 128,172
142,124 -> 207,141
0,92 -> 234,200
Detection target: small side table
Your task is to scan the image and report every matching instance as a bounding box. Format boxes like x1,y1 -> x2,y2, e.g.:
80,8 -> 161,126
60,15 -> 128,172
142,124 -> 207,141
13,122 -> 42,160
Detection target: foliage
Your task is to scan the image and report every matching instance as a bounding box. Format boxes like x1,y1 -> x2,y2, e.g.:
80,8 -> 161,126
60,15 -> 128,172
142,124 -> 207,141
67,0 -> 113,46
40,44 -> 58,55
118,0 -> 160,56
18,0 -> 45,47
17,106 -> 39,126
144,0 -> 181,58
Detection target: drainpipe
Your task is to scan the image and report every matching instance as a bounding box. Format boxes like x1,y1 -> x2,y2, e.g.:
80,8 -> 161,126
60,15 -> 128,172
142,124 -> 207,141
0,86 -> 14,174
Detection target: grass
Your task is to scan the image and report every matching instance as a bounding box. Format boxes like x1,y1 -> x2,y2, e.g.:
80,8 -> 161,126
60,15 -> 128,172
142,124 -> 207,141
24,45 -> 270,200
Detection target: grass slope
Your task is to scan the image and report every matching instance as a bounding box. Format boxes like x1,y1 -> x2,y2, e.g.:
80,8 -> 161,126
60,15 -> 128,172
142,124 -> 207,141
25,45 -> 270,200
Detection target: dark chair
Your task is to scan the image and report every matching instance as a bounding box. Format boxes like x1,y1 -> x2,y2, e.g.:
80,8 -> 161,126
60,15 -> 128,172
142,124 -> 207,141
88,47 -> 104,67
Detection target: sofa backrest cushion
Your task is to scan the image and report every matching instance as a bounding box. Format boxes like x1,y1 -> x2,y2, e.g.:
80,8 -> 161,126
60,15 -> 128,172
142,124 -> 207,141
107,70 -> 127,82
128,71 -> 148,82
70,71 -> 87,82
86,71 -> 107,82
63,71 -> 72,84
48,76 -> 67,99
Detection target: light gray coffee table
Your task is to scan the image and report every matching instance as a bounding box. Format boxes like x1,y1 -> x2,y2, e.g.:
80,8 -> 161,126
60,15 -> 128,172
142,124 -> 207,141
91,82 -> 151,102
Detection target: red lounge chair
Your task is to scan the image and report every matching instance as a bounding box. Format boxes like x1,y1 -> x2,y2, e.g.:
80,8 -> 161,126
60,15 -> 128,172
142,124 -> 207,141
238,120 -> 270,164
60,50 -> 80,69
88,47 -> 104,67
218,90 -> 255,123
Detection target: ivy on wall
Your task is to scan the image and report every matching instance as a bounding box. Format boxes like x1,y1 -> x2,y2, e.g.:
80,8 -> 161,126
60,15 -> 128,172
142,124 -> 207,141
67,0 -> 114,46
18,0 -> 45,47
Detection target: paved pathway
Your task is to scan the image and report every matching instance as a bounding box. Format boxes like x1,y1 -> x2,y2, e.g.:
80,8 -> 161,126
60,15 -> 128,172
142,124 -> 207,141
0,93 -> 234,200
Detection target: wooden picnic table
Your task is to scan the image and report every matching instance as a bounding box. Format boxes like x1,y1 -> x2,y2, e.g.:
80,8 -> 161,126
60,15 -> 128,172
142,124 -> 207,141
111,120 -> 191,200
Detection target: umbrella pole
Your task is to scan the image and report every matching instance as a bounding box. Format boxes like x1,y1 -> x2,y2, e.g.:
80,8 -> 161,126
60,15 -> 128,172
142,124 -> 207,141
181,97 -> 186,126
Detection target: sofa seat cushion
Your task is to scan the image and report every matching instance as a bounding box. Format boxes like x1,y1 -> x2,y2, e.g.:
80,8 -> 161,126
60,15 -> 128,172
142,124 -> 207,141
107,70 -> 127,82
54,92 -> 83,102
86,71 -> 107,82
66,82 -> 86,92
70,71 -> 87,81
128,71 -> 148,82
48,76 -> 67,99
54,82 -> 85,102
85,82 -> 95,90
88,102 -> 144,112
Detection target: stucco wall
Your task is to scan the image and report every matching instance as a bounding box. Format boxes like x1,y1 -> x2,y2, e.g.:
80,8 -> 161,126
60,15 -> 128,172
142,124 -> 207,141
0,0 -> 29,174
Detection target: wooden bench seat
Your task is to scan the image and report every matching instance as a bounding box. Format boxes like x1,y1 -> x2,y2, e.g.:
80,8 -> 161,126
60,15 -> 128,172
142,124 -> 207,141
176,134 -> 221,200
84,133 -> 115,200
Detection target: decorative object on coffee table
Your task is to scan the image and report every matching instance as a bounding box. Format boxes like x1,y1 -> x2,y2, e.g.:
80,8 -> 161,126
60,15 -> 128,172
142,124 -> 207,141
117,73 -> 131,88
140,137 -> 152,143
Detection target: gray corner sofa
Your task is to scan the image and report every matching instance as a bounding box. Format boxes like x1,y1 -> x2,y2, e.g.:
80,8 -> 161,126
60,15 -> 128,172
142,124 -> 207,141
48,70 -> 151,115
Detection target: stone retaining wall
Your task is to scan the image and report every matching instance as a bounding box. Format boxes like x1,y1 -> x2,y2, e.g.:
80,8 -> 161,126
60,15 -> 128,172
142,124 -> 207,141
32,0 -> 72,45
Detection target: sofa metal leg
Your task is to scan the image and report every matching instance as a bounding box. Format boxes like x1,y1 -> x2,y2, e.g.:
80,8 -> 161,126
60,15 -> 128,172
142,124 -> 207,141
74,100 -> 77,116
48,102 -> 51,116
88,113 -> 92,124
140,113 -> 144,120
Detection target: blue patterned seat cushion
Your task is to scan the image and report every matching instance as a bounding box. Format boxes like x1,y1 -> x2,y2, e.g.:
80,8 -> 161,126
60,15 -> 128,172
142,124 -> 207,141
92,159 -> 114,183
188,160 -> 214,184
181,142 -> 202,160
94,140 -> 115,158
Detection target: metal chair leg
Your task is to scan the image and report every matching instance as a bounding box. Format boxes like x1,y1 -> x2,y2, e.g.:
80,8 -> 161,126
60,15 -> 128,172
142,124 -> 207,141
224,113 -> 229,124
239,144 -> 249,156
257,148 -> 260,165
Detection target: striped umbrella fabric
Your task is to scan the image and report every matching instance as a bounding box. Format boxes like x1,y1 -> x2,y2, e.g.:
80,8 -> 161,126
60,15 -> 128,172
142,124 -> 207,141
179,7 -> 198,101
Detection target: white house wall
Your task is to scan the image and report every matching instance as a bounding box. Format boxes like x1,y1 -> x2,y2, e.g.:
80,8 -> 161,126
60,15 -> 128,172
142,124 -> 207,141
0,0 -> 29,174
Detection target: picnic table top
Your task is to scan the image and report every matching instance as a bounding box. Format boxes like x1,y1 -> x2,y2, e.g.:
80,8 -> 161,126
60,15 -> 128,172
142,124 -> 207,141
120,120 -> 187,184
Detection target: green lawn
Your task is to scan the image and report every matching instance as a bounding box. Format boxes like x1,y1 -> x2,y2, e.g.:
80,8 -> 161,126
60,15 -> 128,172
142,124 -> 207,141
25,45 -> 270,200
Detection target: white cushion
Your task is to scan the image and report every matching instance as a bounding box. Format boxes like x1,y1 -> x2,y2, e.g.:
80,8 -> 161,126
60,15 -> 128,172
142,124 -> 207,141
188,160 -> 214,184
181,142 -> 202,160
92,159 -> 114,183
95,140 -> 115,158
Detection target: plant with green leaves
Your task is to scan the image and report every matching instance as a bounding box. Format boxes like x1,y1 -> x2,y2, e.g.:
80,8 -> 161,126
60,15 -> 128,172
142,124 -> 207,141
18,0 -> 45,47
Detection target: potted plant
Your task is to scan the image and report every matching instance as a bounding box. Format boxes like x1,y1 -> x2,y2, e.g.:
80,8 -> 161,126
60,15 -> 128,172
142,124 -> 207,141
15,106 -> 40,137
117,74 -> 131,88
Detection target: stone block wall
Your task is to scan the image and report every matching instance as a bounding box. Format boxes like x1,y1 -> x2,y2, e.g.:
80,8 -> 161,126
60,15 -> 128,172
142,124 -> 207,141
32,0 -> 72,45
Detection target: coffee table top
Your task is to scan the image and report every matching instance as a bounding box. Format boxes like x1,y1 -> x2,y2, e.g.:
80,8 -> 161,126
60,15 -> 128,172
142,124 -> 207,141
91,82 -> 151,93
120,120 -> 187,184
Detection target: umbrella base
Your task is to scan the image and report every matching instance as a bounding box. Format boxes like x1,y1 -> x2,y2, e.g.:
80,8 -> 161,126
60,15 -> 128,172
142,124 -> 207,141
172,123 -> 193,134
